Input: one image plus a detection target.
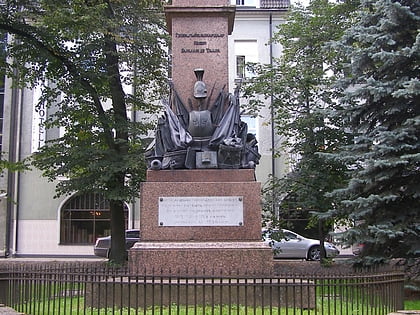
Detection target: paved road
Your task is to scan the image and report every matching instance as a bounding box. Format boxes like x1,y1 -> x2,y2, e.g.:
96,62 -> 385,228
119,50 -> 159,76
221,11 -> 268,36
0,256 -> 106,263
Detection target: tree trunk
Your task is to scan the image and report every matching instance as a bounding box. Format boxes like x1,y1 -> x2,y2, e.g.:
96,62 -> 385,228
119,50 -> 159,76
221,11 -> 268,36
102,11 -> 130,265
109,199 -> 127,264
318,219 -> 327,263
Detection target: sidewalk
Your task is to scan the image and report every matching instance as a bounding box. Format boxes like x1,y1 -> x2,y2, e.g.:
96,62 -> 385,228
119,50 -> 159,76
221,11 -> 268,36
0,305 -> 24,315
0,256 -> 105,263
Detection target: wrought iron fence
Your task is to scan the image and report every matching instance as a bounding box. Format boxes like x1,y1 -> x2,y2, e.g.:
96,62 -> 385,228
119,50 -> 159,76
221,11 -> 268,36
0,262 -> 404,315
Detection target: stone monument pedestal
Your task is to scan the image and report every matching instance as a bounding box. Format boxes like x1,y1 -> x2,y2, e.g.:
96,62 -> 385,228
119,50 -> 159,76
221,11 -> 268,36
129,169 -> 274,276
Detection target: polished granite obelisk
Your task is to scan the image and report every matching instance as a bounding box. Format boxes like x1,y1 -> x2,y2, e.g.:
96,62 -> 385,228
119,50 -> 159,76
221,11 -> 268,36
129,0 -> 273,276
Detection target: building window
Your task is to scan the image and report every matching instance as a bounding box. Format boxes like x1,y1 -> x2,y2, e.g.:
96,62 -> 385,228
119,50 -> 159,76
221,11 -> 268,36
234,40 -> 258,79
234,0 -> 257,6
60,192 -> 129,245
241,115 -> 258,138
236,55 -> 246,79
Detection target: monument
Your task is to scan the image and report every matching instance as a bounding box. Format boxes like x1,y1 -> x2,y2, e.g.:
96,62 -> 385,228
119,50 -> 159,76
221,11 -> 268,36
129,0 -> 274,276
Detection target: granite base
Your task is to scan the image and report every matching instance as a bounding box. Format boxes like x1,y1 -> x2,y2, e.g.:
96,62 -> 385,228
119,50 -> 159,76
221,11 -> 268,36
130,169 -> 269,277
129,241 -> 273,277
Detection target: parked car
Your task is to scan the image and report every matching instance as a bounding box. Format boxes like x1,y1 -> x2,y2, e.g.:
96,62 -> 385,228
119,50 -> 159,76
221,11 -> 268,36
263,229 -> 340,261
352,243 -> 365,256
94,229 -> 140,258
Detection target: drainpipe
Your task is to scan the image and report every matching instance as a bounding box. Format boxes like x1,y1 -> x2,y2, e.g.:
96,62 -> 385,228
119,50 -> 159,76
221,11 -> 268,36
269,12 -> 280,217
5,75 -> 22,257
269,12 -> 275,180
131,62 -> 137,230
13,88 -> 24,255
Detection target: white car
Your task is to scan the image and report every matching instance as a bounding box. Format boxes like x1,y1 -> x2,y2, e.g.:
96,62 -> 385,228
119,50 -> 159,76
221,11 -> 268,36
263,229 -> 340,261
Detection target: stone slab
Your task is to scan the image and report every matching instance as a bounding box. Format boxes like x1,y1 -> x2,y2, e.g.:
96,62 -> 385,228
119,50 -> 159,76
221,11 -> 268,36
164,3 -> 234,108
132,241 -> 269,249
146,169 -> 256,182
86,271 -> 315,309
129,241 -> 274,276
139,181 -> 262,241
164,6 -> 235,35
158,196 -> 244,227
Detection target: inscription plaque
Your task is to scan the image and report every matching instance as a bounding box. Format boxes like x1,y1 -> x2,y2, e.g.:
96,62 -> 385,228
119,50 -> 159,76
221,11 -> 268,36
158,196 -> 244,226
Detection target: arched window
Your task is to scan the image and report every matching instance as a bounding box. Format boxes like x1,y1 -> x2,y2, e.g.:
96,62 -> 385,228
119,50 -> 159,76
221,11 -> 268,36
60,193 -> 129,245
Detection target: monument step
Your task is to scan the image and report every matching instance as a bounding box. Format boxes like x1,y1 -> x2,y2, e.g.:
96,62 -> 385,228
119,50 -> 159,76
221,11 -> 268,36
146,169 -> 256,182
132,240 -> 269,250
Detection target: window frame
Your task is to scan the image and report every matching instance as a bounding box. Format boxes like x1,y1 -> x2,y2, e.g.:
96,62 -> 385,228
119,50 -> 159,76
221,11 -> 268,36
60,193 -> 129,245
236,55 -> 246,79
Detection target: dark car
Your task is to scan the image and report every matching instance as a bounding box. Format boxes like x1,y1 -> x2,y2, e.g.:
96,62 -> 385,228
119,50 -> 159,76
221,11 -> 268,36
94,229 -> 140,258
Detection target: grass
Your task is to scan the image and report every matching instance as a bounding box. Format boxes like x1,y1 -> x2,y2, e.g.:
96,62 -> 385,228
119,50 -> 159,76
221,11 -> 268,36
15,296 -> 413,315
11,274 -> 413,314
405,299 -> 420,310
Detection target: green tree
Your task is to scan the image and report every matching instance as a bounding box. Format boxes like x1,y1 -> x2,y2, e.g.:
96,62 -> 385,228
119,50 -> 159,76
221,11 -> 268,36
322,0 -> 420,265
244,0 -> 357,261
1,31 -> 29,176
0,0 -> 168,264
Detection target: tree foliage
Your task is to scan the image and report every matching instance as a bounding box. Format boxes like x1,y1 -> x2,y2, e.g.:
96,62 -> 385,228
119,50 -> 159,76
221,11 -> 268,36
243,0 -> 357,260
322,0 -> 420,264
0,31 -> 30,176
0,0 -> 168,263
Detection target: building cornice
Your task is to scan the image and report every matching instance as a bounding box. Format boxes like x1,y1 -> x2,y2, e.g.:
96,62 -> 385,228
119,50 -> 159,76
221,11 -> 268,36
234,7 -> 289,21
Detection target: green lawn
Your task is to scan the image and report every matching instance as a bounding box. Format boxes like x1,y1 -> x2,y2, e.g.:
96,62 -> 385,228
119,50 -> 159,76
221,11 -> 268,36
16,296 -> 417,315
11,276 -> 415,314
405,299 -> 420,310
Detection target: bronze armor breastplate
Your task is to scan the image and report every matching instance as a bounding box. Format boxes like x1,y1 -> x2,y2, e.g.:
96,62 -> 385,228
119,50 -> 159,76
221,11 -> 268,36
188,110 -> 215,138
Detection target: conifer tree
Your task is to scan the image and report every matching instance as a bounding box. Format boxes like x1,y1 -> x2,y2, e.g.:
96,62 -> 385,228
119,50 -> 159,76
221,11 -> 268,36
244,0 -> 357,262
324,0 -> 420,264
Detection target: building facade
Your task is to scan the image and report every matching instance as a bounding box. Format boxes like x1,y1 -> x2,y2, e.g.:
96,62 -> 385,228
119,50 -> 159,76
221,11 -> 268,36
229,0 -> 290,182
0,0 -> 289,258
